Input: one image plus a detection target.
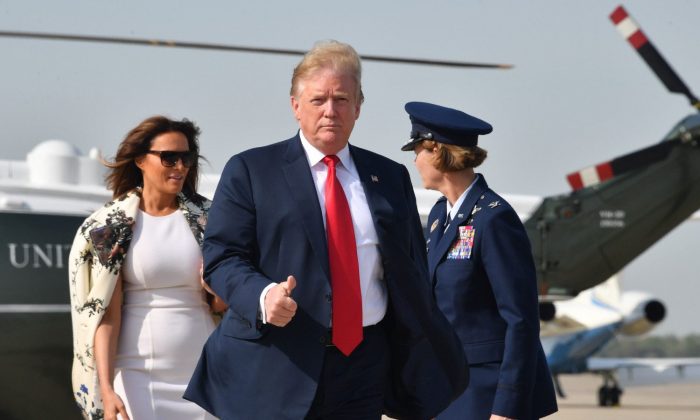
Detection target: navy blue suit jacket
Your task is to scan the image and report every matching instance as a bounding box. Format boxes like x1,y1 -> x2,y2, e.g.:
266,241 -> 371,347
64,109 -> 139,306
185,135 -> 468,420
427,175 -> 557,419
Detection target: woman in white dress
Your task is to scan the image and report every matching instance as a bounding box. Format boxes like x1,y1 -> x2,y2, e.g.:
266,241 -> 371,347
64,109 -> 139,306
68,116 -> 225,420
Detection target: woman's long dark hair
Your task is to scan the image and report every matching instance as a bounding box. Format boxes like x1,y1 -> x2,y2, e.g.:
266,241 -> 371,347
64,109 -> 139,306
105,116 -> 201,198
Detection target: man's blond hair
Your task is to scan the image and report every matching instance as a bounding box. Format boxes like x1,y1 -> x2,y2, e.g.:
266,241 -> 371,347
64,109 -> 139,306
290,40 -> 364,103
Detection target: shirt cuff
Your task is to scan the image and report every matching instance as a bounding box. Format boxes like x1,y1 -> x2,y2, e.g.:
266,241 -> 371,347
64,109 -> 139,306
259,283 -> 276,324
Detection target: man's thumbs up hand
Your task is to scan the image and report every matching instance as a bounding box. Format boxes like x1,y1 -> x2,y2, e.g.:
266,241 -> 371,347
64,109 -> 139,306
282,275 -> 296,296
264,275 -> 298,327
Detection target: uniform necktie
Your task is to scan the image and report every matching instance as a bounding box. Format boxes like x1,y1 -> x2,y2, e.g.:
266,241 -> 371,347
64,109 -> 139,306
322,155 -> 362,356
444,213 -> 452,233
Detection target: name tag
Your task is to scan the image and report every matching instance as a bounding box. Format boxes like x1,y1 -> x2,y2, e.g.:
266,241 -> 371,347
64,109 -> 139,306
446,226 -> 475,260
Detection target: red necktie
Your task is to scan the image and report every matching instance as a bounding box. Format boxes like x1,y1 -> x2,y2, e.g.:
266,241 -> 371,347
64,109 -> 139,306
322,155 -> 362,356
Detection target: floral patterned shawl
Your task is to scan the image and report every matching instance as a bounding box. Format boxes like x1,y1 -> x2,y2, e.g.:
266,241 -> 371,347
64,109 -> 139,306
68,189 -> 210,419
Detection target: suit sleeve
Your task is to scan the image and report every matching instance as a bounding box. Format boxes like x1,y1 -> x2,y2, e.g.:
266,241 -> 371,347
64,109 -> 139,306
203,155 -> 272,324
480,208 -> 541,418
393,165 -> 471,416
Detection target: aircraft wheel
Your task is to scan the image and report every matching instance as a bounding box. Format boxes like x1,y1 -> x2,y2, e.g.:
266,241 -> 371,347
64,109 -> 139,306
597,385 -> 623,406
609,386 -> 622,406
598,385 -> 610,406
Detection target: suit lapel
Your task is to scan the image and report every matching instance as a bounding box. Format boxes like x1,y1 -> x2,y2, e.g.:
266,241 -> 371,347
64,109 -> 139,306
350,146 -> 393,239
281,135 -> 331,280
429,176 -> 488,281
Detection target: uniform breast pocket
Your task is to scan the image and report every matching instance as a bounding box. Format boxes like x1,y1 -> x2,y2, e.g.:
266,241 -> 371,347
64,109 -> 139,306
436,259 -> 476,289
438,258 -> 475,278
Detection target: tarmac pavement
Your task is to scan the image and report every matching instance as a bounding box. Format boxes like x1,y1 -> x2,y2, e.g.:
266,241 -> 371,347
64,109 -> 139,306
384,373 -> 700,419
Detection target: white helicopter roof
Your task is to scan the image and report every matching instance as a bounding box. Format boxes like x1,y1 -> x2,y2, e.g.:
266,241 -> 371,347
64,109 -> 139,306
0,140 -> 220,216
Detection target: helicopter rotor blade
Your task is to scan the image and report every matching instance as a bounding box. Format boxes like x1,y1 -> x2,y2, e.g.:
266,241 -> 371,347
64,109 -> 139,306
0,30 -> 513,70
566,139 -> 680,191
610,6 -> 700,111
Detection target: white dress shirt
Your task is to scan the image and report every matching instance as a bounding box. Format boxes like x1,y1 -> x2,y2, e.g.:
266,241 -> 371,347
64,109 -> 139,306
260,131 -> 387,326
445,174 -> 480,224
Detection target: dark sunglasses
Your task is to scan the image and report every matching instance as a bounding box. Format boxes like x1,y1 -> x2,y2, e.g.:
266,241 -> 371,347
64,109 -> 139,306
146,150 -> 197,168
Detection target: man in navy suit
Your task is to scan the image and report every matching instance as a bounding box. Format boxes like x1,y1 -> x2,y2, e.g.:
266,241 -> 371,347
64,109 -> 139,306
401,102 -> 558,419
185,41 -> 468,420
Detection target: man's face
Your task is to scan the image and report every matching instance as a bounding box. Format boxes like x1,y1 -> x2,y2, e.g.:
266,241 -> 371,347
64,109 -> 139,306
291,68 -> 361,155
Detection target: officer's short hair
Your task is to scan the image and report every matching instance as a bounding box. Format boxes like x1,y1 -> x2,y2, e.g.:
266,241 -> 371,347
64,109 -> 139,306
421,140 -> 488,172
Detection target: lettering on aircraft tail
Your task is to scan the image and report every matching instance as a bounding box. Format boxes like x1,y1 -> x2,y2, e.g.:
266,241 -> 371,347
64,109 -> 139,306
599,210 -> 626,228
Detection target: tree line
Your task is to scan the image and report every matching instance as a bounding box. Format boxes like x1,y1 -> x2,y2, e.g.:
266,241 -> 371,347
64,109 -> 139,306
598,334 -> 700,357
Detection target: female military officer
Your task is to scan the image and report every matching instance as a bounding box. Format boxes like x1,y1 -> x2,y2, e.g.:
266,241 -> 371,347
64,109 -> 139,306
401,102 -> 558,420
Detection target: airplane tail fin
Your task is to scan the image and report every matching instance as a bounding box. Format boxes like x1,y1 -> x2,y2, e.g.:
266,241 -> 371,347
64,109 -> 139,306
591,275 -> 622,309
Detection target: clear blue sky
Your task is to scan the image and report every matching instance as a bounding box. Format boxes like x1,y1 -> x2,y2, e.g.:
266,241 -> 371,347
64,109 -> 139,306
1,0 -> 699,334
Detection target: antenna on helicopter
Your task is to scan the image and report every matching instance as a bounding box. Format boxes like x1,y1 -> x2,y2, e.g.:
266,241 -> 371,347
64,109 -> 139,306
610,5 -> 700,111
0,30 -> 513,70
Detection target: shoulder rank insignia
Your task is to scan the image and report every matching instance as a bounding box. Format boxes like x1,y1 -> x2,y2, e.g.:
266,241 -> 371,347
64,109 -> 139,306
488,201 -> 500,209
430,219 -> 440,232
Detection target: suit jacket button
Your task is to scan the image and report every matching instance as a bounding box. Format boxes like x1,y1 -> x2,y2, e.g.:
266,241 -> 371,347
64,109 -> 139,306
319,335 -> 327,345
325,293 -> 332,302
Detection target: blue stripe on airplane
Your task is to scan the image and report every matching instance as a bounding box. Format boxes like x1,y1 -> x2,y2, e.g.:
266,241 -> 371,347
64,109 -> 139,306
546,321 -> 624,374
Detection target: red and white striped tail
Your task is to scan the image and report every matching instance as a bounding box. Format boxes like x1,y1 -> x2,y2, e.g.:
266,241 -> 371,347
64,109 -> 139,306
610,5 -> 648,49
566,162 -> 614,191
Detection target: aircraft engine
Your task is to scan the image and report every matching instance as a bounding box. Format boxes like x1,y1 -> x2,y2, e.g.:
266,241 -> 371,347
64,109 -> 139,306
619,293 -> 666,336
539,302 -> 556,322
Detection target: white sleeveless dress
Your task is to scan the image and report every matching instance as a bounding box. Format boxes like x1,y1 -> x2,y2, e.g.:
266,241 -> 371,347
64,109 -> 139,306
113,209 -> 215,420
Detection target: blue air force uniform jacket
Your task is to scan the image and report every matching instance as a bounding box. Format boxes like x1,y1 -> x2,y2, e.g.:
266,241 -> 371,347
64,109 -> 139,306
427,175 -> 557,419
